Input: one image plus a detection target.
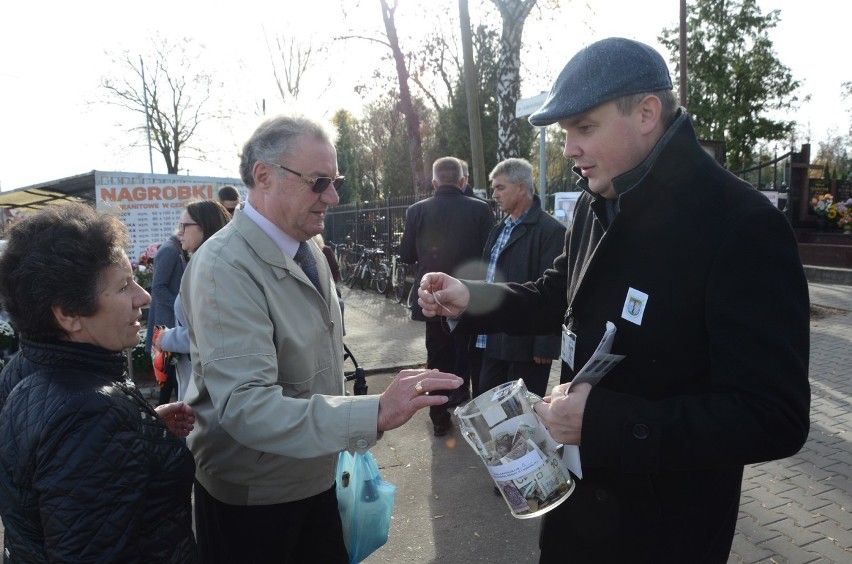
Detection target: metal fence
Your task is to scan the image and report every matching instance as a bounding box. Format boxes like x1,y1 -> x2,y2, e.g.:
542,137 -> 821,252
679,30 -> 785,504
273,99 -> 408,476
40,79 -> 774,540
325,194 -> 504,256
324,194 -> 421,256
732,150 -> 794,221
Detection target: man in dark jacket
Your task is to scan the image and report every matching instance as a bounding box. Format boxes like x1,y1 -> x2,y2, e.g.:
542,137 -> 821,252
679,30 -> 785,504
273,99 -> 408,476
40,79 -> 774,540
470,158 -> 565,398
417,38 -> 810,562
400,156 -> 493,436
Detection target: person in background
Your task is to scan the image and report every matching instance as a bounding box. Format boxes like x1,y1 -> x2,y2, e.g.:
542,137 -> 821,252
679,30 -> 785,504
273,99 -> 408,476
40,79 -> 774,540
153,200 -> 231,402
146,223 -> 187,405
459,159 -> 475,197
217,185 -> 241,216
417,37 -> 810,562
468,158 -> 565,399
181,115 -> 463,563
314,233 -> 341,284
399,156 -> 494,436
0,203 -> 196,563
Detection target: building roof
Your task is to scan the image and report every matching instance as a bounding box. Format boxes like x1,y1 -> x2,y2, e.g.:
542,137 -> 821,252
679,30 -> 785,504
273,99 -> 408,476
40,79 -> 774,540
0,171 -> 97,210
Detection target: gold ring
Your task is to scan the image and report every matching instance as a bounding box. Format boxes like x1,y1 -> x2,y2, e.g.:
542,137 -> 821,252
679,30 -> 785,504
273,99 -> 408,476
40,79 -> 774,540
415,381 -> 426,396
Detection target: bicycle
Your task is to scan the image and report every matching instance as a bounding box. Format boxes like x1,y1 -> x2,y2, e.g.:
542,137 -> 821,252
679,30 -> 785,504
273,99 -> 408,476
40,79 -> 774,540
345,245 -> 367,288
361,248 -> 389,293
389,254 -> 410,303
331,242 -> 353,281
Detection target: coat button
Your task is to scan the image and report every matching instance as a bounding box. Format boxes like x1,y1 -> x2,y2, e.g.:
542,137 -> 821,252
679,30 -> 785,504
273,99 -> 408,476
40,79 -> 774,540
356,438 -> 368,449
595,489 -> 608,501
633,424 -> 649,439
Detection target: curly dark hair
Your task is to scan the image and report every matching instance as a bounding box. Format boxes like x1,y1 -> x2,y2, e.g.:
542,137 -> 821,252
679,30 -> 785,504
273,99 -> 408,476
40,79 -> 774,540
185,200 -> 231,249
0,204 -> 128,342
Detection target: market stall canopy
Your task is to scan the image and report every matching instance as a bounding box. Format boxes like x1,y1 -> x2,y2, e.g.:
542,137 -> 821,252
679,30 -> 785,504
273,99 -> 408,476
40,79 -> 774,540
0,171 -> 97,210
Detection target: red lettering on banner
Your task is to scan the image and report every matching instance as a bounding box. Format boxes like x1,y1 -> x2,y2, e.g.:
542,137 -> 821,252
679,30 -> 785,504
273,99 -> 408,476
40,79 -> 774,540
98,183 -> 222,203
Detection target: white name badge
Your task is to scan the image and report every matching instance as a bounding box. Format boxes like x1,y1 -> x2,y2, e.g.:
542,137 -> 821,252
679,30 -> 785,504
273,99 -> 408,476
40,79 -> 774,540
621,287 -> 649,325
561,325 -> 576,371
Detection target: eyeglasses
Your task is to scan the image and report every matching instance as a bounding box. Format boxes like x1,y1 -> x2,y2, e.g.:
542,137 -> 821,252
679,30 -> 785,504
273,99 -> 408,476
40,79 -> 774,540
268,162 -> 344,193
178,222 -> 198,231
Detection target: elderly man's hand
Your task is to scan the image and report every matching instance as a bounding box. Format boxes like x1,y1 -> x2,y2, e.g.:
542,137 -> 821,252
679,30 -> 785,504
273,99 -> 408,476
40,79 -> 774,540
417,273 -> 469,318
533,382 -> 591,445
377,369 -> 463,432
155,401 -> 196,438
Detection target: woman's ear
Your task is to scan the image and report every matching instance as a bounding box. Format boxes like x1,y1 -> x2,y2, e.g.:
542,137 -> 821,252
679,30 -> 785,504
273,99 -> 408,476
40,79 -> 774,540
52,305 -> 82,334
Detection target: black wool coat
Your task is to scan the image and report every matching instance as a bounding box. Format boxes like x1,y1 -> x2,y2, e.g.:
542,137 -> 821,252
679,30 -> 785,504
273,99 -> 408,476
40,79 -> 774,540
400,185 -> 494,322
457,112 -> 811,563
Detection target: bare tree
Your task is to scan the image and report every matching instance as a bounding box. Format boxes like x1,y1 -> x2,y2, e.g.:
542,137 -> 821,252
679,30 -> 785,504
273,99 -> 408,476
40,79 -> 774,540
379,0 -> 427,195
264,28 -> 332,105
490,0 -> 537,161
101,36 -> 214,174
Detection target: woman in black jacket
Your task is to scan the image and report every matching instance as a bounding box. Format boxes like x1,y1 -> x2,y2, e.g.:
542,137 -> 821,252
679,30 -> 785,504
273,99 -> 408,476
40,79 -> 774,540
0,204 -> 197,563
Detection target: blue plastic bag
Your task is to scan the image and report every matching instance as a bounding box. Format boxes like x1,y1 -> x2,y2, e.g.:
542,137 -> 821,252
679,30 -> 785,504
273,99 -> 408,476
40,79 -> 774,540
336,450 -> 396,564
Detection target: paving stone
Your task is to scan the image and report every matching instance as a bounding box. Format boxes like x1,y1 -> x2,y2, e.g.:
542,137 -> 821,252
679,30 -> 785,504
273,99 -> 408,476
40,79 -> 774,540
807,520 -> 852,549
799,538 -> 852,563
754,536 -> 823,564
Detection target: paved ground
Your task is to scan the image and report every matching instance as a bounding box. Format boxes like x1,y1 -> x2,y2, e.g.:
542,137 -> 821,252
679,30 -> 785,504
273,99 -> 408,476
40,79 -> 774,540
2,282 -> 849,562
340,283 -> 852,564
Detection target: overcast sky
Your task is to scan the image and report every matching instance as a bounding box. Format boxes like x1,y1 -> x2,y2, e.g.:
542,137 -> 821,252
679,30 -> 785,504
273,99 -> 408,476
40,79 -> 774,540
0,0 -> 847,190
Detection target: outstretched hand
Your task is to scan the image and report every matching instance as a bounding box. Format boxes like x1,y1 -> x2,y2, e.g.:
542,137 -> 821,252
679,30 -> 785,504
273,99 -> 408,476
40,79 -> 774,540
155,401 -> 196,438
417,273 -> 470,318
377,368 -> 463,432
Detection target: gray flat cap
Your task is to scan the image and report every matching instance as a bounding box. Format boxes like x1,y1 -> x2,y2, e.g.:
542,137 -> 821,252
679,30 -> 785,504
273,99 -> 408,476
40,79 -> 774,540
529,37 -> 672,126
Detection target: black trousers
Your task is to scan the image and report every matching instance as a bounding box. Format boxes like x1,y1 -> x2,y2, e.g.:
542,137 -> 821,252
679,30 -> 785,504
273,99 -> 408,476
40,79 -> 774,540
193,480 -> 349,564
468,348 -> 552,398
425,322 -> 471,426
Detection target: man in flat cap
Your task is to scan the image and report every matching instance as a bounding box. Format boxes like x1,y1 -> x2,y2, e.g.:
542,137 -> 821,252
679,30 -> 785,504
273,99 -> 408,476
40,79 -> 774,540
417,37 -> 810,562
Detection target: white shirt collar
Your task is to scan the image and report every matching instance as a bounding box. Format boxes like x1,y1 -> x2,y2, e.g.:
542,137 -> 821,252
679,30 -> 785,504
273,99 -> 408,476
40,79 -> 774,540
241,199 -> 300,259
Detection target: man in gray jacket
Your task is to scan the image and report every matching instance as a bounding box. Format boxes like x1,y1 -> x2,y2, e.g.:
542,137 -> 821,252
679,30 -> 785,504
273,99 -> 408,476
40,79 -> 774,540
181,115 -> 462,563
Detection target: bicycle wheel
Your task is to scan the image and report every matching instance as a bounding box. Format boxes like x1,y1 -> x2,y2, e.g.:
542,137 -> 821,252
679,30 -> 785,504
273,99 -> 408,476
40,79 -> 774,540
375,262 -> 390,295
359,265 -> 370,290
394,264 -> 408,303
347,262 -> 361,288
338,254 -> 350,281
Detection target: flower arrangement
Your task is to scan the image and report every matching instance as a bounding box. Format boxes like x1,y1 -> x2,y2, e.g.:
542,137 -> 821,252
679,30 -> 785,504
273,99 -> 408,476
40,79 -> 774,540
131,331 -> 153,376
133,242 -> 160,291
835,198 -> 852,232
810,194 -> 834,219
811,194 -> 852,232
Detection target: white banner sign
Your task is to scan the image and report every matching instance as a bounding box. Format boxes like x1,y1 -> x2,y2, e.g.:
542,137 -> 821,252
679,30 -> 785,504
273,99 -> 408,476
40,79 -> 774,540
94,172 -> 244,263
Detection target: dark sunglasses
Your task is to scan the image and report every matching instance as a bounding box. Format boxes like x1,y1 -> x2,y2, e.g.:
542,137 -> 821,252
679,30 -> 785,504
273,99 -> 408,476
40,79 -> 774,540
268,162 -> 345,193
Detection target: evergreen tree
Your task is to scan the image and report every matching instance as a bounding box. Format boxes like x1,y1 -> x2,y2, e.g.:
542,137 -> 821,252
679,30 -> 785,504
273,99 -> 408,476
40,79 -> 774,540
332,110 -> 362,205
659,0 -> 803,170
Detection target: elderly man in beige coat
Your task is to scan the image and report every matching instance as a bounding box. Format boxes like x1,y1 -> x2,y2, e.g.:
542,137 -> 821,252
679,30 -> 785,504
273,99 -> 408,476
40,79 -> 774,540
181,115 -> 462,563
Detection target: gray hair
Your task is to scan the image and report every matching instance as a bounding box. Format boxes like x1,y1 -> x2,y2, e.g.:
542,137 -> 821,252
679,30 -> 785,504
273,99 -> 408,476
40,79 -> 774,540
432,156 -> 464,185
238,115 -> 336,188
489,158 -> 535,197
